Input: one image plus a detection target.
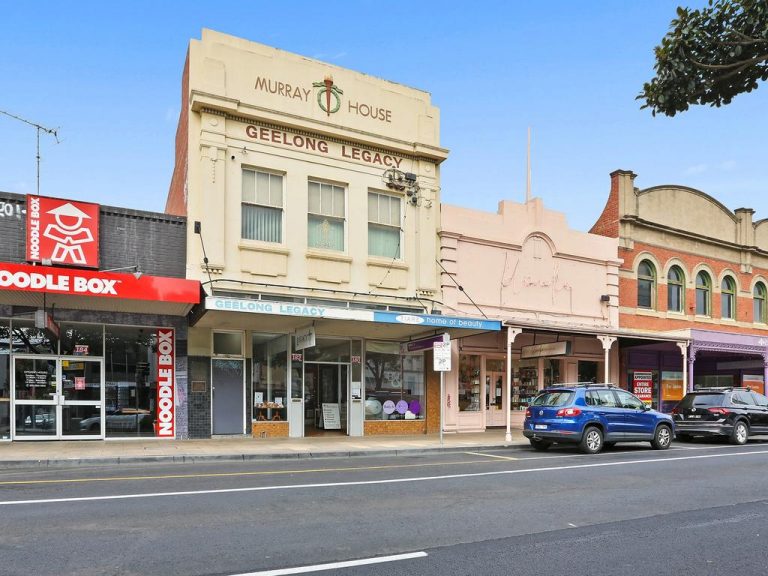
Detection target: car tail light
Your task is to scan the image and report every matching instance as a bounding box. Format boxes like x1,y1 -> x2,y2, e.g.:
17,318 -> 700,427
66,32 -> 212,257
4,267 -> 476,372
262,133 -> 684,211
671,407 -> 679,414
708,407 -> 731,415
556,407 -> 582,417
525,408 -> 531,418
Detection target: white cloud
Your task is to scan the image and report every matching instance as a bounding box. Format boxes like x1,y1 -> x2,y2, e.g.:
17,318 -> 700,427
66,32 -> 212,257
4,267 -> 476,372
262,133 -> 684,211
684,164 -> 708,175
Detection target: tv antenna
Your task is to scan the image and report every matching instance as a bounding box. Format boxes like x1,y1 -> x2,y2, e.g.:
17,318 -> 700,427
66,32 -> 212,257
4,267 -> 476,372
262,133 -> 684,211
0,109 -> 60,195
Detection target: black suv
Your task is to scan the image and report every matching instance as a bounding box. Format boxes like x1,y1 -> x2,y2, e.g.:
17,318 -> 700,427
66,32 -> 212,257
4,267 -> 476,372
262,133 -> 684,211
672,387 -> 768,444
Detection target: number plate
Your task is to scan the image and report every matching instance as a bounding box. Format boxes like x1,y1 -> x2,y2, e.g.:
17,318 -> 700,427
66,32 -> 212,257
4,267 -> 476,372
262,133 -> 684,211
687,415 -> 701,419
534,424 -> 548,430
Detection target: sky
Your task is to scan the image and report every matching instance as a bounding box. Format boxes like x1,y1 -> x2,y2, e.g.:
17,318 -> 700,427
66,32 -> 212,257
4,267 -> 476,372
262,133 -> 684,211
1,1 -> 766,232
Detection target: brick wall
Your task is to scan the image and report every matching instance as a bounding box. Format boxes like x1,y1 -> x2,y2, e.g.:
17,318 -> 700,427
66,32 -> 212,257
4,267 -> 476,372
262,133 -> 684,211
589,170 -> 621,238
364,420 -> 427,435
0,191 -> 187,277
165,52 -> 190,217
619,241 -> 768,335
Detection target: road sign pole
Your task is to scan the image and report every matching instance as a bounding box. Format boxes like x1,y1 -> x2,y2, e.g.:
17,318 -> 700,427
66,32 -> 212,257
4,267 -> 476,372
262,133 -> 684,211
440,370 -> 444,446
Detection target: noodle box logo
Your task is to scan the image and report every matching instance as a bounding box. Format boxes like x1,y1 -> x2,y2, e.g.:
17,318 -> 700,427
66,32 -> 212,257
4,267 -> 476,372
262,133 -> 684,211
26,195 -> 100,268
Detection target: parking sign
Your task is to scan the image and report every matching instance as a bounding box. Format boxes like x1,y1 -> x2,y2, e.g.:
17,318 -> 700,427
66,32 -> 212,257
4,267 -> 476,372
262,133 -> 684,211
433,341 -> 451,372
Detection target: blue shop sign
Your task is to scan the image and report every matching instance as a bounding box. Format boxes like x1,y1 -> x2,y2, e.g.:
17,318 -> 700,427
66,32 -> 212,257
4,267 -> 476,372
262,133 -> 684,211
373,311 -> 500,331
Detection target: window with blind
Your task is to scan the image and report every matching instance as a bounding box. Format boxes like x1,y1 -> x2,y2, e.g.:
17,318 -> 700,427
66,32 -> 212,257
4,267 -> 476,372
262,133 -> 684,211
241,169 -> 283,243
308,180 -> 345,251
368,191 -> 401,258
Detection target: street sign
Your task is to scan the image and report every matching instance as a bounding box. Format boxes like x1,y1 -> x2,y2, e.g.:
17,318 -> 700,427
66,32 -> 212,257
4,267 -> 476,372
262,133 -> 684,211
433,340 -> 451,372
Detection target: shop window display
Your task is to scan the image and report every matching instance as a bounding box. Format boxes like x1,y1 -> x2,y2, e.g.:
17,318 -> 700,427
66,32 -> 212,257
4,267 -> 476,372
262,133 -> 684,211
458,354 -> 481,412
513,360 -> 538,410
252,334 -> 288,422
60,323 -> 103,356
104,326 -> 158,438
364,342 -> 424,420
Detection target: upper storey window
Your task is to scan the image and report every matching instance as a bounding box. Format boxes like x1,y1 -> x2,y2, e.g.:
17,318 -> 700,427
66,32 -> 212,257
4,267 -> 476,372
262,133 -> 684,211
308,181 -> 345,251
242,169 -> 283,243
721,276 -> 736,320
667,266 -> 685,313
696,271 -> 712,316
754,282 -> 767,324
368,191 -> 402,259
637,260 -> 656,309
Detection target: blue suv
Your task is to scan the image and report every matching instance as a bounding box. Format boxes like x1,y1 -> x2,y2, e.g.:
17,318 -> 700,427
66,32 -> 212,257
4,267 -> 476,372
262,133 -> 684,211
523,384 -> 674,454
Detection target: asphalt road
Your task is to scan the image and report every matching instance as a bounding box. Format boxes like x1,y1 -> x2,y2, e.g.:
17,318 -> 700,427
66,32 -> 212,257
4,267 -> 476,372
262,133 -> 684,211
1,439 -> 768,576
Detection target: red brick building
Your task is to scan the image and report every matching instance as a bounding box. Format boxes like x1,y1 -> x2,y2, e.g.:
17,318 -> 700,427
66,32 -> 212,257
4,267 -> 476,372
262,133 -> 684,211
590,170 -> 768,411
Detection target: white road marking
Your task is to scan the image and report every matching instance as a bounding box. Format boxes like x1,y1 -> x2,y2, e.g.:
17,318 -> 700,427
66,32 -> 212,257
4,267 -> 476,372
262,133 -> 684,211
464,451 -> 518,461
231,552 -> 427,576
2,449 -> 768,507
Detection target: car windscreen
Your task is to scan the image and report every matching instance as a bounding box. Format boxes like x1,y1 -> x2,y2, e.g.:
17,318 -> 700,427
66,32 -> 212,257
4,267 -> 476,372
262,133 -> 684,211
531,391 -> 575,407
677,393 -> 725,409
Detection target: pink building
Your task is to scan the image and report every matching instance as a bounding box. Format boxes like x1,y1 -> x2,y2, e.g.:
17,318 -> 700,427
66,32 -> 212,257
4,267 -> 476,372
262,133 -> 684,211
439,198 -> 625,432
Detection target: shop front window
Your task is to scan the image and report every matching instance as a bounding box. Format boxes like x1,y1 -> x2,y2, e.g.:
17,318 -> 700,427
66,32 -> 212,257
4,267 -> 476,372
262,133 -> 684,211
253,334 -> 288,422
60,323 -> 103,356
578,361 -> 599,383
458,354 -> 481,412
10,319 -> 57,354
543,359 -> 561,386
513,359 -> 538,410
364,342 -> 424,420
104,326 -> 158,438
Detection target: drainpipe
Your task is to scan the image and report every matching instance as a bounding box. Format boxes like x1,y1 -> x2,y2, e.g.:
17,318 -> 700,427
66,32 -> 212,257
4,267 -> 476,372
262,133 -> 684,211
505,327 -> 521,443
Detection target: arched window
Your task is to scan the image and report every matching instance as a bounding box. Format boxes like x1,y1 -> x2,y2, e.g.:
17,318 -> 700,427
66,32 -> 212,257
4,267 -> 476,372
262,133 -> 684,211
695,271 -> 711,316
754,282 -> 767,324
667,266 -> 685,313
721,276 -> 736,319
637,260 -> 656,309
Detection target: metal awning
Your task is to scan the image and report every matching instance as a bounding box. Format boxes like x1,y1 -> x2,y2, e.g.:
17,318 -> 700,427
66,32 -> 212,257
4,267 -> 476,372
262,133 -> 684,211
0,262 -> 201,317
193,296 -> 501,341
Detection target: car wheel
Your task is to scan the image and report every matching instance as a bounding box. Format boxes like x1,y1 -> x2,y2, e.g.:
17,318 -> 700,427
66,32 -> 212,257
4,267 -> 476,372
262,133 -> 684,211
651,424 -> 672,450
580,426 -> 603,454
676,433 -> 693,442
730,420 -> 749,445
529,439 -> 552,451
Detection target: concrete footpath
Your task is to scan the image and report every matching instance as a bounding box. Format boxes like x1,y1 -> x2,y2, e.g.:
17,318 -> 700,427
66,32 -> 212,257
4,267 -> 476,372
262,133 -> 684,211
0,429 -> 531,468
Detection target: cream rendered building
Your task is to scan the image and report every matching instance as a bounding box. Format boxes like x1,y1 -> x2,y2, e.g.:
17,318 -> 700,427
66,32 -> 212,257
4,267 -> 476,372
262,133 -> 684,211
167,30 -> 499,439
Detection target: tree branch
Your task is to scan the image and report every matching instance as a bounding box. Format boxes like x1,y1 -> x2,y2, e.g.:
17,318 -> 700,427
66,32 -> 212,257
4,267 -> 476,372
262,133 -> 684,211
688,51 -> 768,71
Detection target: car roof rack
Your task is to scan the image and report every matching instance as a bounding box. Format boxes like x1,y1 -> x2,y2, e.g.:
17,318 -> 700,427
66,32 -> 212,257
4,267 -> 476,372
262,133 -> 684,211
544,382 -> 616,389
691,386 -> 751,392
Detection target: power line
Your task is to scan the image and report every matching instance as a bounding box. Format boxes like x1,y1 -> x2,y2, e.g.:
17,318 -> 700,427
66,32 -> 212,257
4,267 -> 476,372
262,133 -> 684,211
436,258 -> 488,319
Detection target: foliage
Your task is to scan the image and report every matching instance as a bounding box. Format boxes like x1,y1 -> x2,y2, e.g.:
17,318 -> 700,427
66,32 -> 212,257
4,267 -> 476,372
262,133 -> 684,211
639,0 -> 768,116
